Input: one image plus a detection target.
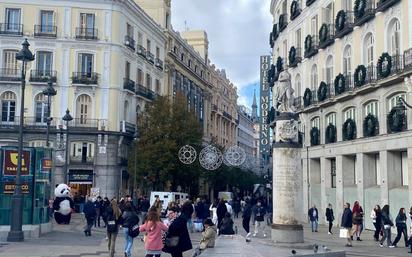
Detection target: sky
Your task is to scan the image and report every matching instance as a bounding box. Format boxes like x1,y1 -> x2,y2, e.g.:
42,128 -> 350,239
171,0 -> 272,109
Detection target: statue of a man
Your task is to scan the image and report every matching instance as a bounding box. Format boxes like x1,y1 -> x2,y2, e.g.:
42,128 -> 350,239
273,69 -> 295,112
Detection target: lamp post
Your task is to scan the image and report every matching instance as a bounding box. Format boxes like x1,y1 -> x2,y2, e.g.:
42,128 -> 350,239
42,79 -> 57,147
62,109 -> 73,183
7,39 -> 35,242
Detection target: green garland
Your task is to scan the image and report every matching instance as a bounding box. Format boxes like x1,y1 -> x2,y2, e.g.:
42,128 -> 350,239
334,73 -> 346,95
276,56 -> 283,73
317,81 -> 328,101
335,10 -> 346,32
354,0 -> 366,20
342,118 -> 357,140
303,88 -> 312,107
387,107 -> 406,133
279,14 -> 286,30
290,1 -> 300,20
363,113 -> 379,137
354,65 -> 367,87
310,127 -> 320,146
319,24 -> 329,44
267,64 -> 276,87
325,123 -> 337,143
377,52 -> 392,78
289,46 -> 296,65
305,35 -> 313,53
269,32 -> 274,48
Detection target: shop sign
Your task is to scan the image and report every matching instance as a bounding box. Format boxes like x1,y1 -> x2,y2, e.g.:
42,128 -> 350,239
260,55 -> 271,157
41,158 -> 52,172
3,150 -> 31,176
69,170 -> 93,183
3,182 -> 30,194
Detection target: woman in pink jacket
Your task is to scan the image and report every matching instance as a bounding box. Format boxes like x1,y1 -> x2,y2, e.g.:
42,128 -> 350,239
140,207 -> 168,257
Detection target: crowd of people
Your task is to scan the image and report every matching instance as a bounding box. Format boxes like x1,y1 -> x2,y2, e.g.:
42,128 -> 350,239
309,201 -> 412,254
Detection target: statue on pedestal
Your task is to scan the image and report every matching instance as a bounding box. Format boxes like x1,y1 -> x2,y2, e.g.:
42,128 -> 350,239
273,69 -> 295,113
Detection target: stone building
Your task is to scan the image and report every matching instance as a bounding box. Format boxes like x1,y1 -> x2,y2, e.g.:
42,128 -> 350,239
270,0 -> 412,229
0,0 -> 166,197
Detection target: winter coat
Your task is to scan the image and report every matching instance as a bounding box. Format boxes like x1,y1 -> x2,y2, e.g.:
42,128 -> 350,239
105,206 -> 122,233
83,201 -> 96,220
326,208 -> 334,222
395,213 -> 407,229
219,216 -> 235,235
139,221 -> 168,251
341,208 -> 352,228
216,202 -> 227,220
122,210 -> 139,228
200,225 -> 217,250
308,208 -> 319,222
163,215 -> 192,254
381,212 -> 394,227
352,207 -> 364,225
242,204 -> 252,220
253,205 -> 266,222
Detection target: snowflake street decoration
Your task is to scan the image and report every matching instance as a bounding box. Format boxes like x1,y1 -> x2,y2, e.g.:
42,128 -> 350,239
224,146 -> 246,166
178,145 -> 197,164
199,146 -> 223,170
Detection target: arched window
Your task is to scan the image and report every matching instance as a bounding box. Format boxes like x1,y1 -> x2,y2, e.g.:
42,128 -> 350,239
295,74 -> 301,97
311,65 -> 318,90
76,94 -> 92,124
364,101 -> 379,116
311,117 -> 320,128
325,56 -> 333,84
1,91 -> 16,122
344,107 -> 356,121
343,45 -> 352,76
35,93 -> 49,123
388,93 -> 406,110
326,112 -> 336,126
124,100 -> 129,121
388,19 -> 401,55
364,33 -> 374,67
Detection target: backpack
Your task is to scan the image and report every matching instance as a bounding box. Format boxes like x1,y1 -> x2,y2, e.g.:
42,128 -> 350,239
128,224 -> 140,238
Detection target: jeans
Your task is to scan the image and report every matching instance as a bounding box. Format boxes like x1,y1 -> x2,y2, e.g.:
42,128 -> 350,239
94,209 -> 101,227
373,222 -> 381,240
328,221 -> 333,233
393,226 -> 408,246
124,227 -> 134,257
107,232 -> 118,257
84,218 -> 94,234
187,218 -> 194,232
79,203 -> 84,213
380,227 -> 392,247
254,220 -> 265,235
310,220 -> 318,232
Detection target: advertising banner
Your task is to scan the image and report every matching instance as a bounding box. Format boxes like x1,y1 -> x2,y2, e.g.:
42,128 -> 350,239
259,55 -> 271,158
3,149 -> 31,176
3,182 -> 30,194
41,158 -> 52,172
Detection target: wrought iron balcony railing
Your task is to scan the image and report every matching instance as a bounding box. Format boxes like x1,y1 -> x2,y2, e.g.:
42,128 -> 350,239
0,23 -> 23,36
72,72 -> 99,85
124,35 -> 135,51
29,70 -> 57,83
0,68 -> 20,82
34,25 -> 57,38
123,78 -> 135,92
75,27 -> 98,40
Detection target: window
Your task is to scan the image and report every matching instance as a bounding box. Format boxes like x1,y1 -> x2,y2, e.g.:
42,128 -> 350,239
325,56 -> 333,84
78,53 -> 93,75
389,19 -> 401,55
295,74 -> 301,97
146,73 -> 151,89
344,107 -> 356,120
311,117 -> 320,128
76,94 -> 91,124
1,91 -> 16,122
401,151 -> 408,186
342,0 -> 352,11
389,93 -> 406,110
37,51 -> 53,76
295,29 -> 302,49
125,61 -> 130,79
155,79 -> 161,93
3,50 -> 18,71
146,39 -> 151,53
35,93 -> 49,123
137,68 -> 143,85
80,13 -> 95,29
156,47 -> 160,59
326,113 -> 336,126
324,3 -> 334,24
311,15 -> 318,35
126,23 -> 133,38
124,101 -> 129,121
364,33 -> 374,67
70,142 -> 95,162
137,32 -> 143,45
343,45 -> 352,76
5,8 -> 21,31
40,10 -> 54,32
331,158 -> 336,188
311,65 -> 318,90
188,59 -> 192,68
365,101 -> 378,116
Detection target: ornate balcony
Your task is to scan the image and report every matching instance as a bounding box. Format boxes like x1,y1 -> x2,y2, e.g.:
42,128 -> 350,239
289,47 -> 302,68
34,25 -> 57,38
136,84 -> 155,100
155,58 -> 163,70
334,11 -> 354,39
354,0 -> 376,27
304,35 -> 319,58
278,14 -> 288,32
318,24 -> 335,49
120,120 -> 136,135
29,70 -> 57,83
0,23 -> 23,36
147,52 -> 155,64
70,155 -> 94,164
136,45 -> 147,58
290,1 -> 302,20
124,35 -> 135,51
123,78 -> 135,92
75,27 -> 98,40
306,0 -> 316,6
0,68 -> 20,82
376,0 -> 401,13
72,72 -> 99,85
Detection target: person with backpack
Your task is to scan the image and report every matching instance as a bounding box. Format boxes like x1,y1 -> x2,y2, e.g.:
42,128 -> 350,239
219,212 -> 235,235
139,207 -> 168,257
393,207 -> 409,247
106,199 -> 122,257
122,202 -> 140,257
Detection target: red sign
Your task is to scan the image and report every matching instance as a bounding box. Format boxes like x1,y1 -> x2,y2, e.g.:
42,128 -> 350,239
3,150 -> 30,176
42,159 -> 52,171
3,182 -> 30,194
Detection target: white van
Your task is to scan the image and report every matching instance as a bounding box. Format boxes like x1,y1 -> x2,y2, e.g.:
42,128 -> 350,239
149,191 -> 189,212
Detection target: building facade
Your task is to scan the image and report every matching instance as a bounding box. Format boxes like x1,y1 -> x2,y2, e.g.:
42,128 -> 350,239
0,0 -> 166,197
270,0 -> 412,229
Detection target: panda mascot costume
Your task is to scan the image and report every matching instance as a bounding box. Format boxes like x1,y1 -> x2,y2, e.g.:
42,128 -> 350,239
53,184 -> 74,224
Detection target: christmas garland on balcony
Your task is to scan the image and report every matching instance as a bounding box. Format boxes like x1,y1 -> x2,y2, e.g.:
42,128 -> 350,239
335,10 -> 347,32
354,65 -> 367,87
267,64 -> 276,88
310,127 -> 320,146
363,113 -> 379,137
279,14 -> 286,30
276,56 -> 284,73
269,32 -> 274,48
325,123 -> 337,143
342,118 -> 357,140
387,107 -> 406,133
304,35 -> 313,53
317,81 -> 328,101
290,1 -> 300,20
289,46 -> 297,65
354,0 -> 367,20
319,24 -> 329,44
334,73 -> 346,95
377,52 -> 392,78
303,88 -> 312,107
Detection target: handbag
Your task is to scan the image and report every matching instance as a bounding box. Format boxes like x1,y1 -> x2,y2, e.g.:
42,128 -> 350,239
165,236 -> 179,247
339,228 -> 348,238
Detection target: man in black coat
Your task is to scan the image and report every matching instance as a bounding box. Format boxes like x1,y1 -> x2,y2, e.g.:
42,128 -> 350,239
341,202 -> 353,247
83,199 -> 96,236
163,207 -> 192,257
216,199 -> 227,229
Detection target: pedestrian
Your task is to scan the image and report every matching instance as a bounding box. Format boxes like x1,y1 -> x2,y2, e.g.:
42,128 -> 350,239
102,197 -> 110,227
219,212 -> 235,235
351,201 -> 364,241
242,199 -> 252,239
122,202 -> 140,257
393,207 -> 409,247
106,199 -> 122,257
216,199 -> 227,229
209,200 -> 218,225
192,218 -> 217,257
83,198 -> 96,236
308,204 -> 319,232
163,206 -> 192,257
153,196 -> 163,217
181,200 -> 195,233
408,207 -> 412,253
139,207 -> 168,257
379,204 -> 395,248
341,202 -> 353,247
325,203 -> 334,235
371,205 -> 382,241
94,196 -> 102,227
225,200 -> 233,216
140,196 -> 150,222
233,198 -> 241,219
252,200 -> 266,237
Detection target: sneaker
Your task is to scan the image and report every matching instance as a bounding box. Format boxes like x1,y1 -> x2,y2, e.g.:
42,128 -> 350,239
345,244 -> 352,247
263,234 -> 267,237
379,244 -> 384,248
389,245 -> 395,248
252,233 -> 257,237
328,232 -> 332,235
246,232 -> 251,238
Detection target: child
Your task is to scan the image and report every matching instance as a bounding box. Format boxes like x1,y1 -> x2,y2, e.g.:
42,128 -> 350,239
192,218 -> 217,257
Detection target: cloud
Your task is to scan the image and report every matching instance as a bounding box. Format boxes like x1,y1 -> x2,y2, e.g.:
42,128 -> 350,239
171,0 -> 272,93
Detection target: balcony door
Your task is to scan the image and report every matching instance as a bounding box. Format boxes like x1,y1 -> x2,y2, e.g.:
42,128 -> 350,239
3,50 -> 18,75
80,13 -> 95,35
40,10 -> 54,32
1,91 -> 16,122
76,94 -> 91,125
37,51 -> 53,76
78,53 -> 93,76
35,93 -> 49,123
5,8 -> 20,31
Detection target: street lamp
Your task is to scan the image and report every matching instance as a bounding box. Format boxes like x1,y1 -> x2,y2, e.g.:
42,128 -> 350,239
7,39 -> 35,242
394,97 -> 410,115
62,109 -> 73,183
42,79 -> 57,147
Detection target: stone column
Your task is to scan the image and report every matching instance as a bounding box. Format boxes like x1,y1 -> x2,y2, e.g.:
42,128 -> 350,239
320,157 -> 328,224
335,155 -> 344,225
379,150 -> 389,205
271,112 -> 304,243
356,153 -> 365,207
408,148 -> 412,208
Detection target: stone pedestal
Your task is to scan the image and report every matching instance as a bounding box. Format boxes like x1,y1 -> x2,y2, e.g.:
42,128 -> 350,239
271,113 -> 304,243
